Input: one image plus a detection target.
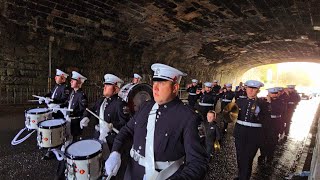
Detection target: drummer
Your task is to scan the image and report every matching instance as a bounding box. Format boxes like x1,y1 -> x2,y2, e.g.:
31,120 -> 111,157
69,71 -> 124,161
45,69 -> 71,118
132,73 -> 142,84
55,71 -> 88,180
42,69 -> 71,160
81,73 -> 131,180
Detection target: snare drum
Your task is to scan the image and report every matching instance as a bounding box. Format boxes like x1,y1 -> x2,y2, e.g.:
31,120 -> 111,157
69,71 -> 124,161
118,83 -> 153,113
37,119 -> 66,148
65,139 -> 103,180
25,108 -> 53,130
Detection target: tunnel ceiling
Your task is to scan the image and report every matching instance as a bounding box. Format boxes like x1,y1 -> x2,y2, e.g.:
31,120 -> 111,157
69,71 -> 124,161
2,0 -> 320,73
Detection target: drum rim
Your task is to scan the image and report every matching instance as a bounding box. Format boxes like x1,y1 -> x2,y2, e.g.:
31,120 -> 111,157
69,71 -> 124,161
65,139 -> 102,160
26,107 -> 52,115
38,119 -> 66,129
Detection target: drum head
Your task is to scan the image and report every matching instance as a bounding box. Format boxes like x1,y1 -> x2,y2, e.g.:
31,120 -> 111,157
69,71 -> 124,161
27,108 -> 51,114
66,139 -> 102,160
38,119 -> 65,129
127,83 -> 153,113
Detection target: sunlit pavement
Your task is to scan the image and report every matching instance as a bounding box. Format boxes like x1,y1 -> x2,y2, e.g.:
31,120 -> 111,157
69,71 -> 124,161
205,97 -> 320,180
0,98 -> 318,180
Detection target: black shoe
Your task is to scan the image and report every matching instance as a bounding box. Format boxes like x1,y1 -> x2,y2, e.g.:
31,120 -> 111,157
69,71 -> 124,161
42,151 -> 54,160
233,177 -> 239,180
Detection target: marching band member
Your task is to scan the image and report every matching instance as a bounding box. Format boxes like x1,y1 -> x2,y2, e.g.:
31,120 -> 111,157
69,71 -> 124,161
81,73 -> 130,180
186,79 -> 200,107
212,80 -> 221,111
220,83 -> 235,133
104,63 -> 208,180
284,85 -> 301,136
42,69 -> 70,160
196,82 -> 217,120
55,71 -> 88,180
258,87 -> 286,164
132,73 -> 142,84
233,80 -> 270,180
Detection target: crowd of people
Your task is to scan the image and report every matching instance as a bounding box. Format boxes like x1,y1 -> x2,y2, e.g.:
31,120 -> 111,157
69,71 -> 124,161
38,63 -> 301,180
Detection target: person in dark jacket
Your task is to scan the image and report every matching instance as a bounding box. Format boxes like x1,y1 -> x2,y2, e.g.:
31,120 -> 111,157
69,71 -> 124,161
204,110 -> 221,158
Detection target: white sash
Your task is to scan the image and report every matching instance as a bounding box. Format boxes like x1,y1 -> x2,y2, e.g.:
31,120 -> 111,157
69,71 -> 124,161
145,103 -> 159,180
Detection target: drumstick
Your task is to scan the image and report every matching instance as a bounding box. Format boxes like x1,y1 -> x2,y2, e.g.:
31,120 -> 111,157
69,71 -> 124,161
32,95 -> 53,102
85,108 -> 119,134
28,100 -> 39,102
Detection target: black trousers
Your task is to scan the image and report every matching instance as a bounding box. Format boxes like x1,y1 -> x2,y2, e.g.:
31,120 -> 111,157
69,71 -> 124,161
260,121 -> 279,159
234,123 -> 262,180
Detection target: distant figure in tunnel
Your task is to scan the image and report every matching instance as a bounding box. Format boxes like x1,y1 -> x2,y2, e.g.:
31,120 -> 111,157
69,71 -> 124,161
235,85 -> 247,102
233,80 -> 270,180
132,73 -> 142,84
187,79 -> 200,107
258,87 -> 286,165
212,80 -> 221,111
284,85 -> 301,137
219,83 -> 235,133
196,82 -> 217,120
204,110 -> 221,159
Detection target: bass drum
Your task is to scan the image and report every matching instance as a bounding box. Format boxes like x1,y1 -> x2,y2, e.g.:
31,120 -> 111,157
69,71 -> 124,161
119,83 -> 153,114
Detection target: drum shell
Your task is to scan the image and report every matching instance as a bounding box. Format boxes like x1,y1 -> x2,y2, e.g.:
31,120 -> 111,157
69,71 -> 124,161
119,83 -> 153,113
65,139 -> 103,180
25,108 -> 52,130
37,120 -> 66,148
66,153 -> 102,180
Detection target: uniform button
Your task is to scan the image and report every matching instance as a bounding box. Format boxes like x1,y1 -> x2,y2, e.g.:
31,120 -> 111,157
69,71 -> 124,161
158,112 -> 161,115
139,146 -> 142,149
108,114 -> 110,116
134,122 -> 137,125
156,115 -> 159,118
137,150 -> 140,154
165,133 -> 168,137
155,120 -> 157,122
164,105 -> 167,108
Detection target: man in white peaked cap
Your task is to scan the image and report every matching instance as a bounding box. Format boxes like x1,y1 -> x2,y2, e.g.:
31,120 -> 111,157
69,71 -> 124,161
186,79 -> 200,107
45,69 -> 71,110
104,63 -> 208,180
258,87 -> 286,165
42,69 -> 71,160
233,80 -> 270,180
82,73 -> 130,180
196,81 -> 217,119
132,73 -> 142,84
55,71 -> 88,179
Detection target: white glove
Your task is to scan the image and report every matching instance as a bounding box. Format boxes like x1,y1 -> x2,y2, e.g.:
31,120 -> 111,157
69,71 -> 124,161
80,117 -> 90,129
95,124 -> 100,132
48,103 -> 59,109
105,151 -> 121,176
38,98 -> 44,104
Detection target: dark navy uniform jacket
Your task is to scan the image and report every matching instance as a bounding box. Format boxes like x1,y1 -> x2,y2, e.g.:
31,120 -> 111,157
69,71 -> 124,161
45,83 -> 70,104
205,121 -> 221,144
61,88 -> 88,136
187,85 -> 200,106
236,97 -> 270,125
199,91 -> 217,104
212,85 -> 221,94
83,94 -> 130,131
235,89 -> 247,101
220,90 -> 235,101
287,91 -> 301,109
265,98 -> 286,130
112,97 -> 208,180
